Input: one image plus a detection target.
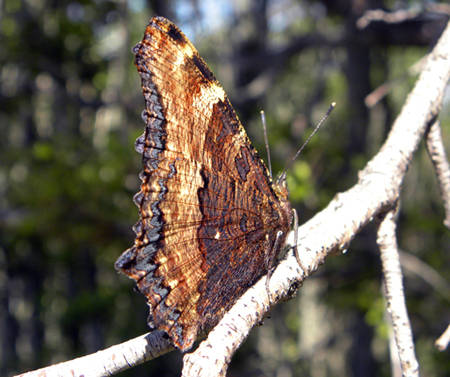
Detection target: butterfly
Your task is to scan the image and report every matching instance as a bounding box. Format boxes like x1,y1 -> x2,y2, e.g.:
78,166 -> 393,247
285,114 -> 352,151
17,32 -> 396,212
115,15 -> 293,351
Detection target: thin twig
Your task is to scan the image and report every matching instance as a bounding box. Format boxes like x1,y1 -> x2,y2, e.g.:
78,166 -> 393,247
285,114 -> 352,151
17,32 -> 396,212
425,120 -> 450,229
365,55 -> 428,108
435,324 -> 450,351
378,211 -> 419,377
357,8 -> 422,29
357,4 -> 450,29
399,249 -> 450,303
384,305 -> 402,377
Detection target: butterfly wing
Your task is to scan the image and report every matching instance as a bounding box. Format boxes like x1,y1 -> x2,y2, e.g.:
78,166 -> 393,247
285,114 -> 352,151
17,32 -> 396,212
115,15 -> 292,351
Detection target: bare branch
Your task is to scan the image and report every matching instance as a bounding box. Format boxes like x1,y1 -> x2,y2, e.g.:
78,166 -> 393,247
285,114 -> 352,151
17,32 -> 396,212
425,120 -> 450,229
378,211 -> 419,377
399,250 -> 450,303
357,4 -> 450,30
182,20 -> 450,375
357,8 -> 422,29
385,308 -> 402,377
365,55 -> 428,108
14,331 -> 174,377
435,324 -> 450,351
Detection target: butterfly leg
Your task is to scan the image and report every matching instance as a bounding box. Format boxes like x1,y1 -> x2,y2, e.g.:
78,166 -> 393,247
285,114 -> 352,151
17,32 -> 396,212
265,230 -> 284,305
292,208 -> 307,273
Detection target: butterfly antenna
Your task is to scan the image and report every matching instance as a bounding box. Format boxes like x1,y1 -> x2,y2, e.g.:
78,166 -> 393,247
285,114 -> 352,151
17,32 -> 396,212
261,111 -> 272,178
277,102 -> 336,185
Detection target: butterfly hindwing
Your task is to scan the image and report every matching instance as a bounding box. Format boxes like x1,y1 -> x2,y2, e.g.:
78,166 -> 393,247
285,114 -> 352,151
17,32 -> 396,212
115,15 -> 292,351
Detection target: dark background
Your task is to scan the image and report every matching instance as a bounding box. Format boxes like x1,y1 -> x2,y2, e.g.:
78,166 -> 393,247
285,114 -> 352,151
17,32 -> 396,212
1,0 -> 450,376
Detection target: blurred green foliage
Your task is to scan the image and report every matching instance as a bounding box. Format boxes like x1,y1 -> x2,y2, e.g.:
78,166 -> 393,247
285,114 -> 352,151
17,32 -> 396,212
1,1 -> 450,376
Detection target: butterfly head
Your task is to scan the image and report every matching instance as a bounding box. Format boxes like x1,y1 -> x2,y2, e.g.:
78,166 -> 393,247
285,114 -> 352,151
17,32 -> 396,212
276,171 -> 288,191
274,171 -> 290,207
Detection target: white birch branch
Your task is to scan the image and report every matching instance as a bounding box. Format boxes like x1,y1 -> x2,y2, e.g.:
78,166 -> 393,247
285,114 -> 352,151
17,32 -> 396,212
182,19 -> 450,376
378,211 -> 419,377
435,324 -> 450,351
14,331 -> 173,377
425,120 -> 450,229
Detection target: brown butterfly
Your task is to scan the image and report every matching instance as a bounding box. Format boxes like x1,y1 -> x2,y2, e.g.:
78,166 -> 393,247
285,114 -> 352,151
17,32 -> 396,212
115,15 -> 292,351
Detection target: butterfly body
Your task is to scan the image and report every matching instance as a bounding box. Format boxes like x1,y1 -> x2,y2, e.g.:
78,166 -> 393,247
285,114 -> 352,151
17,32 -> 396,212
115,15 -> 292,351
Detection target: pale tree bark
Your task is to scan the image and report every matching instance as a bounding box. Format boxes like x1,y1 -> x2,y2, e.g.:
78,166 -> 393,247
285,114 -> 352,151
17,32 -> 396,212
378,211 -> 419,377
435,324 -> 450,351
425,120 -> 450,229
15,17 -> 450,377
